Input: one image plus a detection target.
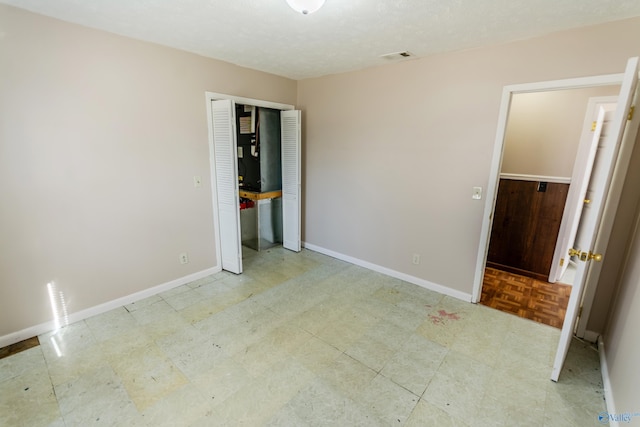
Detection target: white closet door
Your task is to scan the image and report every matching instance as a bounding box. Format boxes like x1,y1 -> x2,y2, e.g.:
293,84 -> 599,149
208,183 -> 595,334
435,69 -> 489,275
281,110 -> 301,252
212,99 -> 242,274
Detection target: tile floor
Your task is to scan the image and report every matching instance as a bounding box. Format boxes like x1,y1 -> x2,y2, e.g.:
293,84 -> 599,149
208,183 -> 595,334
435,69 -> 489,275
0,247 -> 606,426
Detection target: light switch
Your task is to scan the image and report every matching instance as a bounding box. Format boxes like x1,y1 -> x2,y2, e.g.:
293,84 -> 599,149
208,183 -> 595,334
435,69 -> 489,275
193,176 -> 202,188
472,186 -> 482,200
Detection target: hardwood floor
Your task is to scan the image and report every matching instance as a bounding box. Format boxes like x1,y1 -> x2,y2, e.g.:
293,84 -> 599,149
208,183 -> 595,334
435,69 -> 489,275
480,267 -> 571,328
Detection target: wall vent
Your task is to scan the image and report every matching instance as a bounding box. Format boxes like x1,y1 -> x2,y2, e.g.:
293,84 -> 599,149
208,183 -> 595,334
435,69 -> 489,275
380,51 -> 413,61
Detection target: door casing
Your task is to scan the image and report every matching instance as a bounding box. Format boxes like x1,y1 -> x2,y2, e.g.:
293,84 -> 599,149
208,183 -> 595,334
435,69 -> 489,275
471,72 -> 627,304
205,92 -> 295,271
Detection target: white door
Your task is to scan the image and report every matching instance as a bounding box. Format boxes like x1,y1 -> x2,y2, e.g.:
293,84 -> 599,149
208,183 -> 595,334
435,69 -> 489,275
211,99 -> 243,274
281,110 -> 302,252
551,57 -> 639,381
549,98 -> 618,283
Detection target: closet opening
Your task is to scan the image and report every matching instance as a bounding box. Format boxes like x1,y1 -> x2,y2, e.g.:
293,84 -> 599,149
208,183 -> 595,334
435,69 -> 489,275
236,104 -> 283,252
206,92 -> 301,275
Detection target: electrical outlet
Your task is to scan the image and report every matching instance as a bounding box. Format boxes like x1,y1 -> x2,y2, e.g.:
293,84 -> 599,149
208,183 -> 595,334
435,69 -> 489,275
179,252 -> 189,264
412,254 -> 420,265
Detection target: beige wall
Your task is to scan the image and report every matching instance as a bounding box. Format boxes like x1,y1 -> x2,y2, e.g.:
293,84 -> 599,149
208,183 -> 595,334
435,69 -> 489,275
502,87 -> 619,177
602,196 -> 640,414
0,5 -> 296,337
297,17 -> 640,295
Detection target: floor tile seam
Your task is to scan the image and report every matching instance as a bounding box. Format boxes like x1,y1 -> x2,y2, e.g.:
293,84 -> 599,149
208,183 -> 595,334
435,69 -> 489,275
369,343 -> 450,398
31,342 -> 66,406
44,377 -> 66,423
378,370 -> 425,399
158,283 -> 196,301
334,375 -> 407,424
76,319 -> 108,348
43,329 -> 103,367
54,369 -> 131,420
337,348 -> 391,382
287,378 -> 369,425
477,376 -> 551,413
0,370 -> 21,386
104,363 -> 162,416
0,344 -> 43,376
288,317 -> 322,338
305,325 -> 361,359
0,373 -> 57,413
192,306 -> 267,334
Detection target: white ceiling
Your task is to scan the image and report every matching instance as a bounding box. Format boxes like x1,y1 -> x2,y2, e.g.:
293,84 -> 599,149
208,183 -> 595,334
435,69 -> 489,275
4,0 -> 640,80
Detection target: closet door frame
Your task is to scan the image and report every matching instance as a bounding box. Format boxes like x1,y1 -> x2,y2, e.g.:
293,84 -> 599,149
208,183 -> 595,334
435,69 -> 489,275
205,92 -> 296,272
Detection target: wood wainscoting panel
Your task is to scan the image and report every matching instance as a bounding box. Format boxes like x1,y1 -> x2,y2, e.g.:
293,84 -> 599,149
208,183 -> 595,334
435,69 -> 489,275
488,178 -> 569,280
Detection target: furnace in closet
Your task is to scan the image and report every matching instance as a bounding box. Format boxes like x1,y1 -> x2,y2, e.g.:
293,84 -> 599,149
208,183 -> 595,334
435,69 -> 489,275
236,104 -> 283,251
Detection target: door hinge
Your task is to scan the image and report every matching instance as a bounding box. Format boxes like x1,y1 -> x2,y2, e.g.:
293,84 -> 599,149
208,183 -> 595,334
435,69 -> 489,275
559,258 -> 564,267
578,305 -> 583,318
628,105 -> 635,121
591,121 -> 597,131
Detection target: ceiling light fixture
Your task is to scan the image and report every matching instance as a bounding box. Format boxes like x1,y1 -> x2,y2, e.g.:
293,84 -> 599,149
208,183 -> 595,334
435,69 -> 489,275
286,0 -> 325,15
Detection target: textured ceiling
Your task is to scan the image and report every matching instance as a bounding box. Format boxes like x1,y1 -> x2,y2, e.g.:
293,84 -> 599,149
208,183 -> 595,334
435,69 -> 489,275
3,0 -> 640,80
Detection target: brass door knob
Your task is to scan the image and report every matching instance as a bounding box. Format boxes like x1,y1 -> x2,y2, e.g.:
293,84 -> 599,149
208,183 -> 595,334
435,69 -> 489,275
588,252 -> 603,262
569,248 -> 603,262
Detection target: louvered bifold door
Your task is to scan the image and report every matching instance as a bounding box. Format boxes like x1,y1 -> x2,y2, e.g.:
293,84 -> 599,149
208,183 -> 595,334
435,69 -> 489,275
211,99 -> 243,273
281,110 -> 302,252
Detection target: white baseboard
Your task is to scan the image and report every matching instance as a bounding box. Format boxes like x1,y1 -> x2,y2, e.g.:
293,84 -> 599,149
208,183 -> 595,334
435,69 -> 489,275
582,330 -> 600,343
0,266 -> 221,348
598,335 -> 618,427
303,242 -> 472,303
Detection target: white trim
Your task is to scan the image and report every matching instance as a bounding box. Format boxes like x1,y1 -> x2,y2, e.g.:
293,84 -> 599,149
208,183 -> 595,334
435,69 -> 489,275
471,85 -> 511,303
0,266 -> 221,348
205,92 -> 294,111
599,335 -> 619,427
471,72 -> 626,304
303,242 -> 472,302
505,73 -> 624,94
499,173 -> 571,184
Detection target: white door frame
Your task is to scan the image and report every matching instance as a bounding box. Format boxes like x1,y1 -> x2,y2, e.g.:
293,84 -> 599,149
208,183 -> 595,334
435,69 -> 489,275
205,92 -> 294,270
471,73 -> 626,303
